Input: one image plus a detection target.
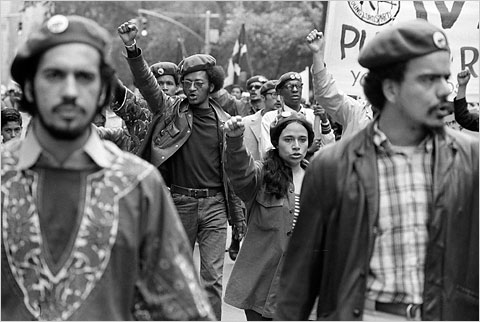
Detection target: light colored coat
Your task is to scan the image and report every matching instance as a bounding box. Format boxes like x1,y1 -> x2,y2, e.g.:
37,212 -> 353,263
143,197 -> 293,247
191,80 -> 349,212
242,110 -> 264,161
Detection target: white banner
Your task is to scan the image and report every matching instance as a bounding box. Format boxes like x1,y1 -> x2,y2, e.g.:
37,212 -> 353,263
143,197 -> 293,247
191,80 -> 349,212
324,1 -> 479,103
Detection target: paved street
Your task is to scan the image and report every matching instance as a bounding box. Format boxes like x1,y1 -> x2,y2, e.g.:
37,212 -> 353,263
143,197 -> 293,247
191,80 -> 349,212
193,226 -> 246,321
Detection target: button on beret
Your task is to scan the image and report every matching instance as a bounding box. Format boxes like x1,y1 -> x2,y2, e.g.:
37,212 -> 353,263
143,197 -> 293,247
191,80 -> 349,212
150,62 -> 180,84
260,80 -> 277,96
246,75 -> 268,88
11,15 -> 111,87
178,54 -> 216,76
358,19 -> 450,69
275,72 -> 302,91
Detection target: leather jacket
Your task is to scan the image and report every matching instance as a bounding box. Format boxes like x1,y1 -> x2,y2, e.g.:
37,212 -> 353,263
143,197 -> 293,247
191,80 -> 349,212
276,122 -> 479,320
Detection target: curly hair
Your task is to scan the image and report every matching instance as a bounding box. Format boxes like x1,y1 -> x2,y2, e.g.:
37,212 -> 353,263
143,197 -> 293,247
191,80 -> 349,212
262,148 -> 293,199
1,108 -> 22,128
18,56 -> 115,116
362,61 -> 407,112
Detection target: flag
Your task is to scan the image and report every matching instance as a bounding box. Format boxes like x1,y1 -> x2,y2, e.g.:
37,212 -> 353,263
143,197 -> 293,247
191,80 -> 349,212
225,24 -> 252,87
299,66 -> 310,105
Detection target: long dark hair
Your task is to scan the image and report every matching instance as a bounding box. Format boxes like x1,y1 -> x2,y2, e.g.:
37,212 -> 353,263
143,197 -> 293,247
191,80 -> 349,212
263,148 -> 292,199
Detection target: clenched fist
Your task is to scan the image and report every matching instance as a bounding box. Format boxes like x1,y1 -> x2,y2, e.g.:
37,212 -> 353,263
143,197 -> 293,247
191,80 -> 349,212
224,115 -> 245,138
117,20 -> 138,46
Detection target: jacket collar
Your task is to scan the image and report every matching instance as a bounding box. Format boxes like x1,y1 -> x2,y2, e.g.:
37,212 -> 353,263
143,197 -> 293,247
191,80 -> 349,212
18,124 -> 114,170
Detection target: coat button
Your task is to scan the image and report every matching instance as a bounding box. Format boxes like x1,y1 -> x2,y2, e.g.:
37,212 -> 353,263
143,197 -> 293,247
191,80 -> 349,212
353,308 -> 361,317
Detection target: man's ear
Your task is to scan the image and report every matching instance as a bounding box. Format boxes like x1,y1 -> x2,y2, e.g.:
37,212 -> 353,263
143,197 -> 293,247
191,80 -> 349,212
209,82 -> 215,94
24,80 -> 34,103
382,79 -> 398,104
98,84 -> 107,106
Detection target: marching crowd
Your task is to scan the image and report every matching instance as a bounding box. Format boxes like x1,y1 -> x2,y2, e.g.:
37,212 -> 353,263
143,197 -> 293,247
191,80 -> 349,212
1,12 -> 478,322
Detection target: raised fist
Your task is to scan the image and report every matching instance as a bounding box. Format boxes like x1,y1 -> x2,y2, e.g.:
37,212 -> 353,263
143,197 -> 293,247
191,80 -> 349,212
224,115 -> 245,138
117,20 -> 138,46
306,29 -> 325,54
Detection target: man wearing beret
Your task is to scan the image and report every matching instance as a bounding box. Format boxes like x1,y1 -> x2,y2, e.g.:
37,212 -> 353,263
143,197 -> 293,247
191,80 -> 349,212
1,14 -> 214,321
242,80 -> 282,162
261,71 -> 335,158
244,75 -> 269,115
97,61 -> 181,154
209,74 -> 268,118
117,20 -> 246,320
276,19 -> 478,321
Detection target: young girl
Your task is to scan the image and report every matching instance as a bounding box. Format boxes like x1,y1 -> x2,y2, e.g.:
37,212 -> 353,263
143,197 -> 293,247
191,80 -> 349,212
223,111 -> 314,320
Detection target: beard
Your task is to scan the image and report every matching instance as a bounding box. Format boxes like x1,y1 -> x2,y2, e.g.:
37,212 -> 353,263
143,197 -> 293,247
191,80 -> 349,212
36,104 -> 98,140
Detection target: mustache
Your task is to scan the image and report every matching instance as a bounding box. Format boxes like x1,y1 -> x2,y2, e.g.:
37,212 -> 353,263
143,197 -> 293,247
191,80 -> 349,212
52,98 -> 83,111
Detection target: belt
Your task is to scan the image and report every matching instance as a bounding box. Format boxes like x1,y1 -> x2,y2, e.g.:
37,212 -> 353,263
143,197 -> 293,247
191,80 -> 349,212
365,299 -> 422,320
170,184 -> 223,198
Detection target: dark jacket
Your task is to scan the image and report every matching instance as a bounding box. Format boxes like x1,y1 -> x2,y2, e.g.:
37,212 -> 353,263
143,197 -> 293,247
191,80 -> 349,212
275,122 -> 479,321
122,50 -> 245,225
454,97 -> 479,132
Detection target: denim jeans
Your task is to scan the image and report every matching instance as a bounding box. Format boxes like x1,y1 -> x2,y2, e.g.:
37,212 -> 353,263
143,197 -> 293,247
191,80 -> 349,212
171,191 -> 227,321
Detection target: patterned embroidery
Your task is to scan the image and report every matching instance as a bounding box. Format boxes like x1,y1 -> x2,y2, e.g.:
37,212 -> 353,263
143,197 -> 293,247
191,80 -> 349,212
1,151 -> 152,320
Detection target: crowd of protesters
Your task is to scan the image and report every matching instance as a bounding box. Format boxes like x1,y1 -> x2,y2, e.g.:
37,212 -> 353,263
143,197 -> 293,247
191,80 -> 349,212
1,12 -> 478,322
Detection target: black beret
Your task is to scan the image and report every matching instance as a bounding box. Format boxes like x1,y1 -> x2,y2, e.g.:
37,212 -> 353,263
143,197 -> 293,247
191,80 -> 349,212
178,54 -> 216,76
11,15 -> 111,87
246,75 -> 268,88
150,62 -> 180,84
270,110 -> 314,148
275,72 -> 302,91
358,19 -> 450,69
260,80 -> 277,96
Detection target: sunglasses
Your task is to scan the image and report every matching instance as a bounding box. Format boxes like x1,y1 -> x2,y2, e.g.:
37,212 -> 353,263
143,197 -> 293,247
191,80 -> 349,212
264,91 -> 278,98
248,84 -> 262,90
182,80 -> 205,89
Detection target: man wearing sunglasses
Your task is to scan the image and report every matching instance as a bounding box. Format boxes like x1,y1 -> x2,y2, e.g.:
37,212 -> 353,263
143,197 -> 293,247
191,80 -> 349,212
244,75 -> 269,115
260,72 -> 335,158
117,20 -> 246,321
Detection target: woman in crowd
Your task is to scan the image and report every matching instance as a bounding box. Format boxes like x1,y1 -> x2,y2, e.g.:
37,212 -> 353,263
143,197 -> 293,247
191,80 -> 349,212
222,111 -> 314,320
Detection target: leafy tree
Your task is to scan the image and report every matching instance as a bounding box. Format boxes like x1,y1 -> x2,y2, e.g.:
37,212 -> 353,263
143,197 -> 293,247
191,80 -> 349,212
30,1 -> 327,88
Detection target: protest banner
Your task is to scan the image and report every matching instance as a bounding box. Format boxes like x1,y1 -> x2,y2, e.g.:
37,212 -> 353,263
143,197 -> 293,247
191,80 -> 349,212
324,1 -> 479,102
324,1 -> 479,136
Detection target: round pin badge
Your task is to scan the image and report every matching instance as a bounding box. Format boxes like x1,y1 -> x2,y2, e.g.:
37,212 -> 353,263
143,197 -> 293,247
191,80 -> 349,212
432,31 -> 447,49
47,15 -> 69,34
157,68 -> 164,75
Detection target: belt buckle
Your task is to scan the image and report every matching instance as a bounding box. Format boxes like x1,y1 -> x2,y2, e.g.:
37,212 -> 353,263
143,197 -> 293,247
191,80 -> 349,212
406,304 -> 418,320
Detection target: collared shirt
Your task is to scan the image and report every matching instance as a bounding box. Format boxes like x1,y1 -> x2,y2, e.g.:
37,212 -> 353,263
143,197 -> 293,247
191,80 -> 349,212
18,125 -> 114,170
367,122 -> 433,304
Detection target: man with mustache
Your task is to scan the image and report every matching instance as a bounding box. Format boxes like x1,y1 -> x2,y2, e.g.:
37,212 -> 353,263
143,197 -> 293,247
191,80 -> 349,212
1,15 -> 214,321
117,20 -> 246,321
276,19 -> 478,321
